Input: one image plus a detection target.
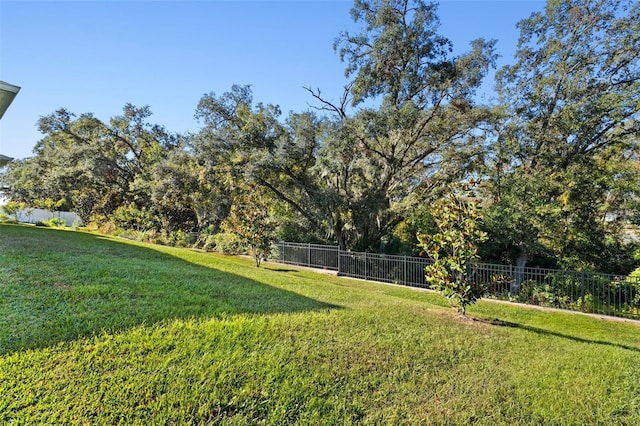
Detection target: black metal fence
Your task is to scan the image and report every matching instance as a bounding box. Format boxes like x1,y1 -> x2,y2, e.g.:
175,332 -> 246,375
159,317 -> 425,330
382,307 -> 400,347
272,242 -> 339,271
271,241 -> 640,320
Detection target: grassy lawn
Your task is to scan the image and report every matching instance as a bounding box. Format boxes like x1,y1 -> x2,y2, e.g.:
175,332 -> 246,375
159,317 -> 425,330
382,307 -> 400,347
1,224 -> 639,425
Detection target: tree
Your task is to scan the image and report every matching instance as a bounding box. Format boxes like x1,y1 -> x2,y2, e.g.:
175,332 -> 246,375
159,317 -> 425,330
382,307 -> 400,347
335,0 -> 496,105
195,87 -> 340,245
486,0 -> 640,272
195,0 -> 497,251
418,182 -> 487,318
3,105 -> 185,228
223,185 -> 278,267
135,142 -> 199,233
0,201 -> 27,222
3,110 -> 109,219
327,0 -> 497,248
1,158 -> 43,208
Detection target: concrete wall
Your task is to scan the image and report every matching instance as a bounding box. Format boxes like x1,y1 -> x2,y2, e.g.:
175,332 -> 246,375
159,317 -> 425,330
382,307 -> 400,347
13,208 -> 82,227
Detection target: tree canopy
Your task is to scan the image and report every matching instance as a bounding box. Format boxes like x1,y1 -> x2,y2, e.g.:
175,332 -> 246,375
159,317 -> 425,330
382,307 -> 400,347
482,0 -> 640,271
1,0 -> 638,274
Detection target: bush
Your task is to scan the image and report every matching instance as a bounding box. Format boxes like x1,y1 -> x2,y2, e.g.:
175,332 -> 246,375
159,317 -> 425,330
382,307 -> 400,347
143,229 -> 165,245
618,271 -> 640,310
514,272 -> 640,317
111,203 -> 156,231
1,202 -> 18,218
169,230 -> 191,248
122,229 -> 166,245
213,232 -> 245,255
117,228 -> 142,241
0,213 -> 17,224
48,218 -> 66,227
516,280 -> 571,309
97,221 -> 118,235
576,294 -> 596,313
33,217 -> 67,228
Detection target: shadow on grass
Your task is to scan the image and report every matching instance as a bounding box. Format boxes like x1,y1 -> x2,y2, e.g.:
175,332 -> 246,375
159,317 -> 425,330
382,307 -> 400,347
483,318 -> 640,353
263,267 -> 300,273
0,225 -> 340,355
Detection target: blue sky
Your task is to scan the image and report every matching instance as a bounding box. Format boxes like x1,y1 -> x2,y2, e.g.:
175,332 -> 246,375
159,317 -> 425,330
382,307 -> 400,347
1,0 -> 544,160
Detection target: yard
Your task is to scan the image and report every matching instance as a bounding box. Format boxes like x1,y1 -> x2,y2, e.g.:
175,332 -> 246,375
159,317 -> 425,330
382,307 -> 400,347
1,224 -> 639,424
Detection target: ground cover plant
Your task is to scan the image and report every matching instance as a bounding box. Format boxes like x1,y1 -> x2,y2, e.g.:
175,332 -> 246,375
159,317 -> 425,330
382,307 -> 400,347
1,224 -> 640,425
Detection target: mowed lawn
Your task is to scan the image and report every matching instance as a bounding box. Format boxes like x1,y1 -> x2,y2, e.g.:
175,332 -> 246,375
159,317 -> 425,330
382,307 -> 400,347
1,224 -> 639,425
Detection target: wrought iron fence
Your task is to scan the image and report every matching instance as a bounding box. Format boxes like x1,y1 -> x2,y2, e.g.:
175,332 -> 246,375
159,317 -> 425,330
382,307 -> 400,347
338,251 -> 432,289
272,242 -> 339,271
271,241 -> 640,320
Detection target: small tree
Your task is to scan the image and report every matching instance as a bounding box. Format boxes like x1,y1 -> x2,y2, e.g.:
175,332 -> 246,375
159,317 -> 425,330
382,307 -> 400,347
1,201 -> 20,222
418,182 -> 487,318
223,186 -> 277,267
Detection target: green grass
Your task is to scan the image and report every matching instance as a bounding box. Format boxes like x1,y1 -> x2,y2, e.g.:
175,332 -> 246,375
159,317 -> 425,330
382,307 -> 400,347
1,224 -> 640,425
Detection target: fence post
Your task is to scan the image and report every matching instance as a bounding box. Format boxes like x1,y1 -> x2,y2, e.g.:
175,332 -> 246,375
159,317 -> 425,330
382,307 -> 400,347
509,264 -> 514,294
364,252 -> 368,280
580,271 -> 585,311
337,246 -> 341,275
308,243 -> 311,267
403,256 -> 407,285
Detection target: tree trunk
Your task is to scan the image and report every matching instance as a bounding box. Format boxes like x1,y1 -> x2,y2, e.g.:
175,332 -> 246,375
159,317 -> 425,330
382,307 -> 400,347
512,243 -> 527,294
333,218 -> 348,251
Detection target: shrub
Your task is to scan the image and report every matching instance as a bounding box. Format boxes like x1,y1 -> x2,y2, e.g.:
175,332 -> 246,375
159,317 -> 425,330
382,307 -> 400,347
117,228 -> 142,241
173,230 -> 191,248
577,294 -> 596,313
213,232 -> 245,255
142,229 -> 166,245
516,280 -> 571,308
111,203 -> 156,232
0,213 -> 17,224
48,218 -> 66,227
1,201 -> 19,220
97,221 -> 118,235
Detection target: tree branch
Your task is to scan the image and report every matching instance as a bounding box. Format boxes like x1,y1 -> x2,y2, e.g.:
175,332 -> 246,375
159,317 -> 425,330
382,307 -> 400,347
304,83 -> 353,120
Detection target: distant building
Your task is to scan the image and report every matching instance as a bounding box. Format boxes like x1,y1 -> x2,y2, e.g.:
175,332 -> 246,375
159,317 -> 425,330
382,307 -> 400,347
0,80 -> 20,205
0,154 -> 13,167
16,208 -> 82,227
0,80 -> 21,120
1,81 -> 20,167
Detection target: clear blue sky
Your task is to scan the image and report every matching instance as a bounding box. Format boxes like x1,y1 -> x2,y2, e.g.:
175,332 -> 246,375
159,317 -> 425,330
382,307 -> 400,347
0,0 -> 544,160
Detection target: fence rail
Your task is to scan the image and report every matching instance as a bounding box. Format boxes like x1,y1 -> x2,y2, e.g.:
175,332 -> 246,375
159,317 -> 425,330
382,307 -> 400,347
271,241 -> 640,320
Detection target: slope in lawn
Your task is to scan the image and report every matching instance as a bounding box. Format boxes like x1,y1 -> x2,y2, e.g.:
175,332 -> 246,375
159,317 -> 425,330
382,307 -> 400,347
1,224 -> 640,425
0,224 -> 336,354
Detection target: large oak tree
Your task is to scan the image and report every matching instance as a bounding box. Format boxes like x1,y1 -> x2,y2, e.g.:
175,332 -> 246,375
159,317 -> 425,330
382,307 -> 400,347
484,0 -> 640,272
195,0 -> 497,250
